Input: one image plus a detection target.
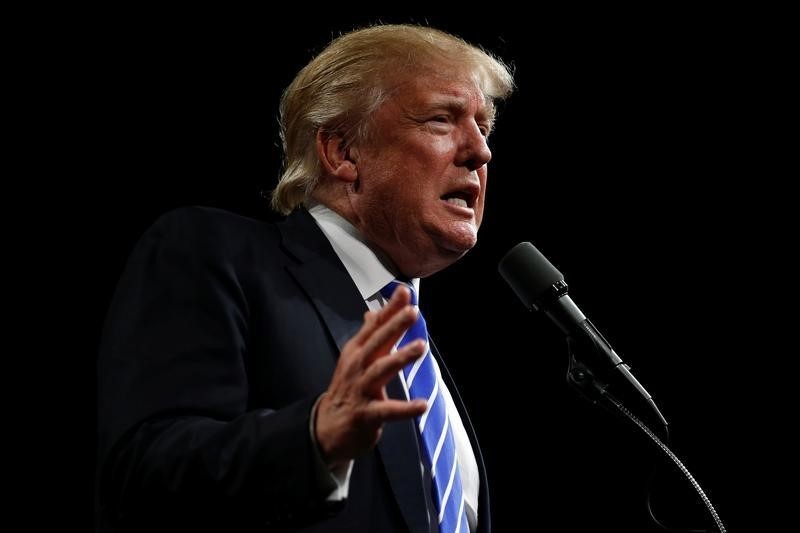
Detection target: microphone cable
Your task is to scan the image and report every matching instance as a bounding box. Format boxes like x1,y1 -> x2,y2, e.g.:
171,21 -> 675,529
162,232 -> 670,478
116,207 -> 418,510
600,391 -> 727,533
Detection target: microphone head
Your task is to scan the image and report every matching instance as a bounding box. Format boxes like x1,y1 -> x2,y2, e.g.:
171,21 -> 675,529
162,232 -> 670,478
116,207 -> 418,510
498,242 -> 564,310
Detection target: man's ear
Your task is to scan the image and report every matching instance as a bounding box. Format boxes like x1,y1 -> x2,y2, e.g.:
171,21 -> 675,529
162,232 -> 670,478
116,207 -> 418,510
316,129 -> 358,183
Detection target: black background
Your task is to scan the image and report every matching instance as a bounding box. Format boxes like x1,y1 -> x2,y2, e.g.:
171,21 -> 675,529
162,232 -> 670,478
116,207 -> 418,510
77,12 -> 790,531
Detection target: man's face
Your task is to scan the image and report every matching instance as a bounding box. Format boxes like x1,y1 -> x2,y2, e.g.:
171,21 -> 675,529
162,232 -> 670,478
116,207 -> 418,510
349,73 -> 494,278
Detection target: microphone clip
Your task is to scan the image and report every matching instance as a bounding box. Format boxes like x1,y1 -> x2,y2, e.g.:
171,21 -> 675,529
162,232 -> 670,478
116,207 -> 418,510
566,335 -> 611,404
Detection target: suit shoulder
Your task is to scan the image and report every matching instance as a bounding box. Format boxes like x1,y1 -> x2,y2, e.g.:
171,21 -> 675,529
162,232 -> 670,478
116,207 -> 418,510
145,206 -> 278,247
152,206 -> 272,235
121,206 -> 285,275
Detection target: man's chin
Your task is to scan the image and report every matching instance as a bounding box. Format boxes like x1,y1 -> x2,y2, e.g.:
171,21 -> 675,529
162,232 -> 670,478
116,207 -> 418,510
398,224 -> 478,277
445,222 -> 479,249
435,227 -> 479,259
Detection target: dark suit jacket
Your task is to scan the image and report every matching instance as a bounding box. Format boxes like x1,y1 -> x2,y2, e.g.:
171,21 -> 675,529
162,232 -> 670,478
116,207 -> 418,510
96,206 -> 491,532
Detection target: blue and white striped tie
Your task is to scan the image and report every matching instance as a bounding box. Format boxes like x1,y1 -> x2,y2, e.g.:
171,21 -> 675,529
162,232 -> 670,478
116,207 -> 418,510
381,280 -> 469,533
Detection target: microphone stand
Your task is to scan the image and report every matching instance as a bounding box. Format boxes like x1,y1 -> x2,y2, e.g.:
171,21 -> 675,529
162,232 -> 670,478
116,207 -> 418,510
563,335 -> 727,533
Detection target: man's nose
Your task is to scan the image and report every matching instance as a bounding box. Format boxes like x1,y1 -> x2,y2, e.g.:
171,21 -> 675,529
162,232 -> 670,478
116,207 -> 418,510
456,122 -> 492,171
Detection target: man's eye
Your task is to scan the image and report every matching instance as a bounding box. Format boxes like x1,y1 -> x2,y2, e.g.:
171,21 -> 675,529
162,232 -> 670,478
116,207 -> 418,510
430,116 -> 449,123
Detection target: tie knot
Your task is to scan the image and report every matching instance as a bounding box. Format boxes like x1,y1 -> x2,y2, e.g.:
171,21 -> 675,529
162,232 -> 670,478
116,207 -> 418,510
380,280 -> 417,306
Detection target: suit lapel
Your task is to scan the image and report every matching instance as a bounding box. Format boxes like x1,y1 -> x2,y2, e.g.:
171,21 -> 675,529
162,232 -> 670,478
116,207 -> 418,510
278,208 -> 432,533
279,208 -> 366,353
378,378 -> 435,533
430,339 -> 492,533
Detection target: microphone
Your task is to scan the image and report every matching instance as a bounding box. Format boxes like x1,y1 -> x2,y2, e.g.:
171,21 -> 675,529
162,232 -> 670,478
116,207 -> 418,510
499,241 -> 667,427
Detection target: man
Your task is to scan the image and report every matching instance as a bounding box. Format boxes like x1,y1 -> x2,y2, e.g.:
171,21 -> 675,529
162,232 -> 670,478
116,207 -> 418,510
97,24 -> 513,532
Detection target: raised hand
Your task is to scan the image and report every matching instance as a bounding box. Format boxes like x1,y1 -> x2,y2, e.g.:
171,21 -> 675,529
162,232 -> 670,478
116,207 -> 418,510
315,285 -> 427,467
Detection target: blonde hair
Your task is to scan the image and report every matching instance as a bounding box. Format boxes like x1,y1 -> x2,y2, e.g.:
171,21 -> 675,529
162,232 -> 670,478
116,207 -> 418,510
271,24 -> 514,215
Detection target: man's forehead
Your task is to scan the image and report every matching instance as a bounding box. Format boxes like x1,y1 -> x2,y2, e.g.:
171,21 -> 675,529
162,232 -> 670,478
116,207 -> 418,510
399,75 -> 492,113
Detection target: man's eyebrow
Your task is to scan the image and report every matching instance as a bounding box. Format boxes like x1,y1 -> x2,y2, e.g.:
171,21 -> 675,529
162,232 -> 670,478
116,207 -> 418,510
423,96 -> 497,127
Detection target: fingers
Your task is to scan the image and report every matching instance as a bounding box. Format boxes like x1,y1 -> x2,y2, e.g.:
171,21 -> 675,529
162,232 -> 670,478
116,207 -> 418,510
376,284 -> 411,325
348,309 -> 380,347
363,305 -> 417,363
362,398 -> 428,425
362,338 -> 426,394
348,285 -> 410,348
359,286 -> 417,359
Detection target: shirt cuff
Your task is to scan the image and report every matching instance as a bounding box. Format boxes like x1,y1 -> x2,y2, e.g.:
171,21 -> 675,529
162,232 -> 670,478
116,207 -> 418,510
309,393 -> 354,501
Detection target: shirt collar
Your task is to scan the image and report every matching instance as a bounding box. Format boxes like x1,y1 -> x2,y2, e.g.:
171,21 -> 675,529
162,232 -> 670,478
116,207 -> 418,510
307,203 -> 420,301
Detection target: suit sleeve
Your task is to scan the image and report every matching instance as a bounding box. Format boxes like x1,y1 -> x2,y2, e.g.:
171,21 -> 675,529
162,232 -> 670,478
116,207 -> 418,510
96,208 -> 340,529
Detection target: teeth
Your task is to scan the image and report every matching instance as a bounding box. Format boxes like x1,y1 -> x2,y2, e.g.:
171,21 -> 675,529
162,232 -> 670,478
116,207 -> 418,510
445,197 -> 468,208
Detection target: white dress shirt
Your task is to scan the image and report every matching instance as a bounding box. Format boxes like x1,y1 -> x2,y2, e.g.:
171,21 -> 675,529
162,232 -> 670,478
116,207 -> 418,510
308,203 -> 479,531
